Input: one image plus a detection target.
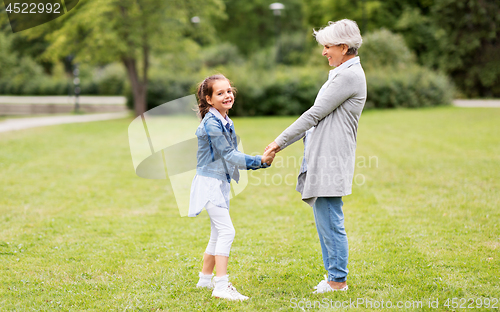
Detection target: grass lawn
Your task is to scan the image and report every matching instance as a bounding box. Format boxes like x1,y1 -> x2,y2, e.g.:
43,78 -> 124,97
1,106 -> 499,311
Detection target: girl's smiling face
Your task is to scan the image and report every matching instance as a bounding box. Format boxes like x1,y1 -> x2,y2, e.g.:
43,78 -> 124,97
206,79 -> 234,117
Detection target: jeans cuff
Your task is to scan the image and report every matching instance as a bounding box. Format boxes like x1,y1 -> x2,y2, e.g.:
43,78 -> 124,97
328,275 -> 347,283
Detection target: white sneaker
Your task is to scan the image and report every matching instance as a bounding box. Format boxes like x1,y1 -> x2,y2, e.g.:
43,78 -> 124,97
212,282 -> 249,301
313,275 -> 328,290
313,281 -> 348,294
196,272 -> 214,289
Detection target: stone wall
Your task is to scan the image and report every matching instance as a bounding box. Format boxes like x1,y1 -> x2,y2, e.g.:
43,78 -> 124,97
0,96 -> 128,115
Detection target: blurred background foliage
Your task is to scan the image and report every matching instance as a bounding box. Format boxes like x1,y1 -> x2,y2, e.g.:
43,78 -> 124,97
0,0 -> 498,115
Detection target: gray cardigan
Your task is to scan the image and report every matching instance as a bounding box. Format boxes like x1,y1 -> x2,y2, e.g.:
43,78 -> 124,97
275,60 -> 367,206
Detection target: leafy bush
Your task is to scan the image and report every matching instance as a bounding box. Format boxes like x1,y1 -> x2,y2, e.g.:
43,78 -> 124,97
366,66 -> 454,109
0,76 -> 65,96
0,76 -> 104,96
26,78 -> 69,96
0,61 -> 125,96
278,32 -> 312,65
359,29 -> 453,109
94,63 -> 126,95
358,29 -> 416,71
128,60 -> 453,115
225,65 -> 326,116
201,43 -> 244,67
125,74 -> 199,111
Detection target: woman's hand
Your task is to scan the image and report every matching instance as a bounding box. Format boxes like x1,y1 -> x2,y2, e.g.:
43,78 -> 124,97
265,141 -> 280,153
262,148 -> 276,165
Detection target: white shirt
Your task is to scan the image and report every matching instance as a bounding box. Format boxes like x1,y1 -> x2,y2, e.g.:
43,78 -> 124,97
188,107 -> 232,217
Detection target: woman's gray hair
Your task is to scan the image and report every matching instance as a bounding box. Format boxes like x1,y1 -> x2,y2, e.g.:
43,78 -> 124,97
313,19 -> 363,55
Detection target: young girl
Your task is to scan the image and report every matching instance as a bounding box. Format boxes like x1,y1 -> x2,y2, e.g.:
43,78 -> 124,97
189,74 -> 275,301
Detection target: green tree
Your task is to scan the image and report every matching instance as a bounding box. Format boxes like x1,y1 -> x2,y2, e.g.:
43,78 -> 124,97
303,0 -> 383,33
431,0 -> 500,97
361,0 -> 500,97
306,0 -> 500,97
0,18 -> 46,91
27,0 -> 224,115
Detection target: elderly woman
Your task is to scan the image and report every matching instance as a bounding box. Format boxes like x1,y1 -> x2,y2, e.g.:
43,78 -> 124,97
266,19 -> 366,293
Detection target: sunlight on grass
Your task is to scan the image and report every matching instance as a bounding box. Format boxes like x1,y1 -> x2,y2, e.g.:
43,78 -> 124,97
1,107 -> 499,311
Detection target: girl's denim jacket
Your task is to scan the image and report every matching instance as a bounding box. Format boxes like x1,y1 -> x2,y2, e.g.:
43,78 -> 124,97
196,111 -> 268,183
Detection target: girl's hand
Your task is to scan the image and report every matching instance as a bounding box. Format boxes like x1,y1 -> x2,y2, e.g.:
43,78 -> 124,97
262,149 -> 276,165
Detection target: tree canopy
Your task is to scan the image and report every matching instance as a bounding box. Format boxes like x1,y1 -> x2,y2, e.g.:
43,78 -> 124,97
1,0 -> 499,104
23,0 -> 225,115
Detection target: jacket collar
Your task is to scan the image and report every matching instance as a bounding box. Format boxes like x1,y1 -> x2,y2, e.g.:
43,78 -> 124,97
209,107 -> 233,127
328,56 -> 360,80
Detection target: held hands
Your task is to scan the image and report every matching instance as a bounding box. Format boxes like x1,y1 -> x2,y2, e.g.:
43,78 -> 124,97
262,148 -> 276,166
265,141 -> 280,153
261,141 -> 280,166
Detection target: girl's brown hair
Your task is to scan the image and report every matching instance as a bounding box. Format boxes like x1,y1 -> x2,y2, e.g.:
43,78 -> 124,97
196,74 -> 236,120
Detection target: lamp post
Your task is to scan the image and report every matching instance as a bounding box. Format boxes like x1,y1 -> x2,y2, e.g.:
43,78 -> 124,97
269,3 -> 285,63
191,16 -> 201,45
73,65 -> 80,113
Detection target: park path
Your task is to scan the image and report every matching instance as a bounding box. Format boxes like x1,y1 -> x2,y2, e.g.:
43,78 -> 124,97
0,112 -> 129,133
453,99 -> 500,107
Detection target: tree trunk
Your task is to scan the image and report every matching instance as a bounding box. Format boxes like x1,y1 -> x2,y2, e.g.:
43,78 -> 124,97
119,4 -> 148,117
122,57 -> 147,116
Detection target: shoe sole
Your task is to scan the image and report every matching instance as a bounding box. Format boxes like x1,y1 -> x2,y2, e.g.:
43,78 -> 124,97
313,285 -> 348,293
213,295 -> 248,301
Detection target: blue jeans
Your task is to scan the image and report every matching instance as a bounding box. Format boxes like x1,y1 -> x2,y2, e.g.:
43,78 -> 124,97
313,197 -> 348,282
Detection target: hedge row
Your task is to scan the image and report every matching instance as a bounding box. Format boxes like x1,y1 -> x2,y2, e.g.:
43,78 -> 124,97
124,65 -> 453,115
0,74 -> 125,96
366,66 -> 454,109
0,65 -> 453,114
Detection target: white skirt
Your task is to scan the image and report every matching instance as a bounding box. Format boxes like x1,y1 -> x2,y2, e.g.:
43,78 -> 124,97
188,174 -> 230,217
